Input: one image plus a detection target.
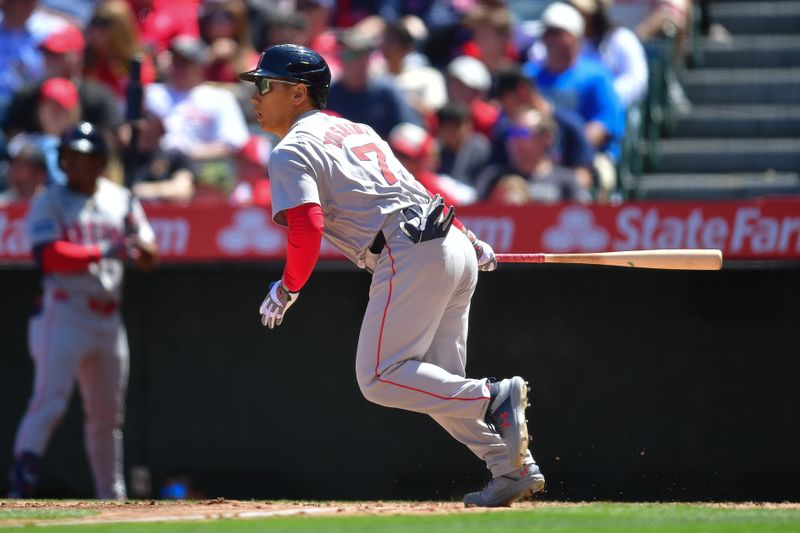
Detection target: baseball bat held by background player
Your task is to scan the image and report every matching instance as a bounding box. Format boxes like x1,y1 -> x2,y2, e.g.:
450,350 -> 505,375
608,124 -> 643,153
495,249 -> 723,270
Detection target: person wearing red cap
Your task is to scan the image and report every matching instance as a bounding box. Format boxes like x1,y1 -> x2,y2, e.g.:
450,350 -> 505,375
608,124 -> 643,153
2,23 -> 121,139
388,122 -> 477,207
6,77 -> 81,186
0,0 -> 68,121
32,76 -> 81,185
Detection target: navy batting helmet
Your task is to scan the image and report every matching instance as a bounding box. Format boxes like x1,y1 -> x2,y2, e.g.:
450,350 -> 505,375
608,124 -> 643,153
60,122 -> 108,156
240,44 -> 331,109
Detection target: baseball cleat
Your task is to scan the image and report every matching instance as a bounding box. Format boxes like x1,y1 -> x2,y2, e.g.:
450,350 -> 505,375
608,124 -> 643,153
7,451 -> 40,499
485,376 -> 530,467
463,462 -> 545,507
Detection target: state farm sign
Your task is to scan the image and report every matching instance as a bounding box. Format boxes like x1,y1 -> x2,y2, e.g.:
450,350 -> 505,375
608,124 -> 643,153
2,198 -> 799,263
460,199 -> 800,260
614,206 -> 800,254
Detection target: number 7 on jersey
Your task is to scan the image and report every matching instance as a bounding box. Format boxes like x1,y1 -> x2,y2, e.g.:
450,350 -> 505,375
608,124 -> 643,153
351,143 -> 398,185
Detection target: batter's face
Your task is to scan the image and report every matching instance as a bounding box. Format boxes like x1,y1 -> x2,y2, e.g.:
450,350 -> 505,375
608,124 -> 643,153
250,78 -> 308,137
62,149 -> 105,193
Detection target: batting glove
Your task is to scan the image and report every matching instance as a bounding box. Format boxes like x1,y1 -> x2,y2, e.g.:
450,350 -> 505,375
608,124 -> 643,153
259,280 -> 299,329
99,237 -> 134,260
474,238 -> 497,271
465,229 -> 497,272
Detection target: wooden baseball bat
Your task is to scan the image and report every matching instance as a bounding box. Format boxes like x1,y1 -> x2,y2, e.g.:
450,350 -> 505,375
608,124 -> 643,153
495,249 -> 723,270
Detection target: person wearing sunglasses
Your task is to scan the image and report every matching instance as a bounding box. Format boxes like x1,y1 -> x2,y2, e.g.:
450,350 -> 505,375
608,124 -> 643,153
477,109 -> 592,204
240,43 -> 545,508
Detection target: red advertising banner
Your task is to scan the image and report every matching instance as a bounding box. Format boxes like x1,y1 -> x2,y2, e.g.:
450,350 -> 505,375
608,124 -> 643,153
2,198 -> 800,264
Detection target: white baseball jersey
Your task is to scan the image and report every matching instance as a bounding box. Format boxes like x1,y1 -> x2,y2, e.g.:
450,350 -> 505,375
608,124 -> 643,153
13,177 -> 154,499
268,110 -> 430,268
266,109 -> 536,480
27,177 -> 155,300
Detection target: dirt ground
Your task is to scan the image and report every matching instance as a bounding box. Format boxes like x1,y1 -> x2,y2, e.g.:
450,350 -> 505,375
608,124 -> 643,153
0,499 -> 561,527
2,499 -> 799,527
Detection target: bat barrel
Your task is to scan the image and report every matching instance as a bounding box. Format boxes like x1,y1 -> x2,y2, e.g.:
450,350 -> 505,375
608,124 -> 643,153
496,249 -> 723,270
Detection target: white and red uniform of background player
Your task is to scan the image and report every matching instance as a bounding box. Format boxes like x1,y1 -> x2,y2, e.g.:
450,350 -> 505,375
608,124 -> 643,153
9,122 -> 157,499
244,45 -> 545,507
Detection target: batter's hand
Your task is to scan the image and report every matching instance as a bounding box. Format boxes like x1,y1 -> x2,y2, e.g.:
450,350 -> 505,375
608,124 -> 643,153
259,280 -> 299,329
131,238 -> 159,271
99,238 -> 133,260
473,238 -> 497,271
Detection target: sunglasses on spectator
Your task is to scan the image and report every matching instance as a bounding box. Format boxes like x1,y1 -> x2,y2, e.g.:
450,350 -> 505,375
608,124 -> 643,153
254,78 -> 299,95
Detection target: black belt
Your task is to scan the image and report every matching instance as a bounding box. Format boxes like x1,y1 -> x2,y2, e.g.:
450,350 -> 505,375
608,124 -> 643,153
369,229 -> 386,254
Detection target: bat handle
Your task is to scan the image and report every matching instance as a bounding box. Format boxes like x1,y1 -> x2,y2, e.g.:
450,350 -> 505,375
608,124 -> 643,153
495,253 -> 547,263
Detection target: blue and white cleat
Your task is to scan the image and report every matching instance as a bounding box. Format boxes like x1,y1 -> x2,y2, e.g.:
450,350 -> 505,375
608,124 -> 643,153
485,376 -> 530,468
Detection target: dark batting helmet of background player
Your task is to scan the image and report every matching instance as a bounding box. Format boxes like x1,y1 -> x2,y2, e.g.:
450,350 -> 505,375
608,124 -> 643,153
239,44 -> 331,109
60,121 -> 108,157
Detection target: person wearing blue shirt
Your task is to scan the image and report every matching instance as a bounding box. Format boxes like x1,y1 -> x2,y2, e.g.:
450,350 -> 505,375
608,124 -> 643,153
522,2 -> 624,195
0,1 -> 65,122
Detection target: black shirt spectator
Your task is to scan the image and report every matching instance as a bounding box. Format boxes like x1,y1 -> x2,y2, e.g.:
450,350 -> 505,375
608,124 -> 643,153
435,102 -> 491,186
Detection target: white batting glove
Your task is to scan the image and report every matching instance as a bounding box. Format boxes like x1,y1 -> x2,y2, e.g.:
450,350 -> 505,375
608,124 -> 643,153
259,280 -> 299,329
474,239 -> 497,272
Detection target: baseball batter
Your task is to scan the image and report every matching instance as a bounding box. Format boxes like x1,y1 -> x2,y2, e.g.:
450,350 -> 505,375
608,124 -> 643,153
242,45 -> 545,507
8,122 -> 158,499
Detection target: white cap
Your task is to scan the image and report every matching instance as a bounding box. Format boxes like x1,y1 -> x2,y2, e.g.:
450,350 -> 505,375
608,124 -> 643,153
541,2 -> 585,38
446,55 -> 491,92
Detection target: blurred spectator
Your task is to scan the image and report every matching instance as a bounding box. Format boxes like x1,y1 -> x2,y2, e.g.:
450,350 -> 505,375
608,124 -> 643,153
388,122 -> 477,206
144,35 -> 250,199
41,0 -> 95,26
434,102 -> 491,187
609,0 -> 692,113
476,109 -> 592,203
326,30 -> 422,139
297,0 -> 340,80
199,0 -> 260,84
121,113 -> 196,203
126,0 -> 199,56
262,9 -> 307,48
696,0 -> 730,44
7,77 -> 81,185
0,0 -> 67,121
493,68 -> 594,189
377,18 -> 447,120
445,55 -> 499,138
462,4 -> 519,73
570,0 -> 649,109
83,0 -> 157,101
229,133 -> 271,206
523,2 -> 624,195
246,0 -> 296,51
0,137 -> 47,204
3,24 -> 121,138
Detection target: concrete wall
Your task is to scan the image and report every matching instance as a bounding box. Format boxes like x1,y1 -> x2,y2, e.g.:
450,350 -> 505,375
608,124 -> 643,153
1,264 -> 798,501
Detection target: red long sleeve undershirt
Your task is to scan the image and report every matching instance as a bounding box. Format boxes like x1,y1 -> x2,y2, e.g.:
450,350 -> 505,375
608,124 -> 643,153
39,241 -> 102,273
282,203 -> 324,292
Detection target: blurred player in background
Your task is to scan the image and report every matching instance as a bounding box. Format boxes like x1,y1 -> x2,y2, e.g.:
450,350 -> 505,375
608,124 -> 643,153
8,122 -> 157,499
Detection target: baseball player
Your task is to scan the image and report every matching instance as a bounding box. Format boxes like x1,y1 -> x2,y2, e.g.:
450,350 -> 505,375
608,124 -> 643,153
241,45 -> 545,507
8,122 -> 158,499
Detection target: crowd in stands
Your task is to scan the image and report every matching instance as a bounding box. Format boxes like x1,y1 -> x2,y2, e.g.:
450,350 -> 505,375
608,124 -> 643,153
0,0 -> 705,207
